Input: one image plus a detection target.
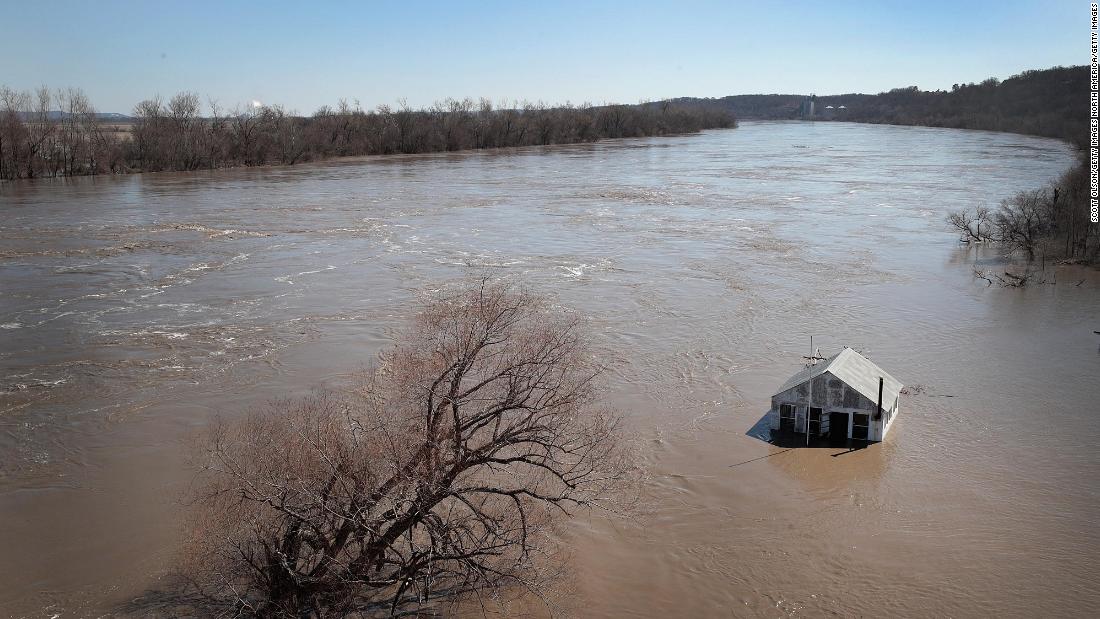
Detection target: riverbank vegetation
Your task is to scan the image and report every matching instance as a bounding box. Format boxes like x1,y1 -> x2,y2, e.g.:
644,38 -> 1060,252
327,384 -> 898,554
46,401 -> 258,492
181,281 -> 634,617
0,87 -> 735,180
947,158 -> 1098,270
906,67 -> 1099,267
684,66 -> 1086,146
820,66 -> 1085,146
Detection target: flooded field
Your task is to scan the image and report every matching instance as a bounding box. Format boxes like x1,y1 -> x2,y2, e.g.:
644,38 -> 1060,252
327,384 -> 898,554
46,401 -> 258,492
1,121 -> 1096,617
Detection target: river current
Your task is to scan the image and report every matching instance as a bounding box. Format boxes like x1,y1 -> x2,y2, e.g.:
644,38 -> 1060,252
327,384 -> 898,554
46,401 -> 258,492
0,121 -> 1095,617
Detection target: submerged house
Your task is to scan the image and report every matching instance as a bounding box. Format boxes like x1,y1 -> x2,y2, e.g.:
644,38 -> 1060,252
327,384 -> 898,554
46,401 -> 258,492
768,347 -> 903,442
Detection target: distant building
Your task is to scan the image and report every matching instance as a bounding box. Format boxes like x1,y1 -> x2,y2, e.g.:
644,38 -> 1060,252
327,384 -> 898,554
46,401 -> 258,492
767,348 -> 903,442
799,94 -> 816,119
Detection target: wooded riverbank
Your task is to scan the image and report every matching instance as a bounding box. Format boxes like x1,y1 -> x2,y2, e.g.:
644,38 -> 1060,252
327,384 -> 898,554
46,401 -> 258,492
0,90 -> 735,181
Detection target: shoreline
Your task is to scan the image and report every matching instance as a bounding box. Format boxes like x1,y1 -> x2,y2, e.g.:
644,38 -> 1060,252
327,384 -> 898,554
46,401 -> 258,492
0,127 -> 737,185
0,119 -> 1079,187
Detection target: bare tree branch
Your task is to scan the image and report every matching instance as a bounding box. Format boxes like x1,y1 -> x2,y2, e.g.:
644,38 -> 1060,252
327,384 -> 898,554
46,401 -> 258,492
182,280 -> 636,617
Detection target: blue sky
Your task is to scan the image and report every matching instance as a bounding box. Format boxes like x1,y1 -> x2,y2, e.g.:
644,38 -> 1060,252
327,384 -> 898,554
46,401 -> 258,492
0,1 -> 1084,114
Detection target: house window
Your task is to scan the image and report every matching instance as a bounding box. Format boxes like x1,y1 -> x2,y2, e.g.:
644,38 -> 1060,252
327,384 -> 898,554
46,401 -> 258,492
779,404 -> 796,432
852,412 -> 870,440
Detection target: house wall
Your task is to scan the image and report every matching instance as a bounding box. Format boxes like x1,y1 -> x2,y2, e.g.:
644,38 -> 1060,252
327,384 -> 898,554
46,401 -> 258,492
768,372 -> 899,441
880,395 -> 901,439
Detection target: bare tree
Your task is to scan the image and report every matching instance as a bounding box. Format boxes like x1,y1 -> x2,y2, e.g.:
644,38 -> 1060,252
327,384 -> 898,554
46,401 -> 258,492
186,281 -> 633,617
973,266 -> 1053,287
229,104 -> 265,166
264,105 -> 308,165
17,86 -> 57,178
131,95 -> 166,170
946,205 -> 993,243
168,91 -> 203,170
995,189 -> 1050,261
206,98 -> 228,169
0,86 -> 30,180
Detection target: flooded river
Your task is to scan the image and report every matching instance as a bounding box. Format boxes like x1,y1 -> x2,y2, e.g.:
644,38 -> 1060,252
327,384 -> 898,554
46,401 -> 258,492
1,121 -> 1096,617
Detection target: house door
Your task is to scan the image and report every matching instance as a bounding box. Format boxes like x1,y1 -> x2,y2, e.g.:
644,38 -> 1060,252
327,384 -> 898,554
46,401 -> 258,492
852,413 -> 870,441
779,404 -> 796,433
828,412 -> 848,441
808,408 -> 823,437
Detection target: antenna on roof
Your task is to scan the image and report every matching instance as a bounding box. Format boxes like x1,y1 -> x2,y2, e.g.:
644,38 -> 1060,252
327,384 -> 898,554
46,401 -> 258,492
802,335 -> 827,366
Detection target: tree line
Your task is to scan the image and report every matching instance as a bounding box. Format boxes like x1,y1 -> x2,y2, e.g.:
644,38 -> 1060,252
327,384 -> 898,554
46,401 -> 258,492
849,66 -> 1098,265
823,66 -> 1087,148
0,87 -> 735,180
947,160 -> 1097,267
865,67 -> 1098,265
679,65 -> 1087,147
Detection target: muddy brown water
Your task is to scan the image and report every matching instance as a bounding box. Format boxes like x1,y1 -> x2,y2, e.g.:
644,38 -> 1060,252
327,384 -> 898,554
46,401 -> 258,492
1,121 -> 1097,617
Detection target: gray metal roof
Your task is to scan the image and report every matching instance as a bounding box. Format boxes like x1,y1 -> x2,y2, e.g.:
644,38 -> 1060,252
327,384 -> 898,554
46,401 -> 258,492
774,347 -> 903,406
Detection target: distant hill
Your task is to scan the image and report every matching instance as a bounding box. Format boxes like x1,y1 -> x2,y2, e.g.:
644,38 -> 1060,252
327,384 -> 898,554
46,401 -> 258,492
674,65 -> 1087,146
16,111 -> 133,122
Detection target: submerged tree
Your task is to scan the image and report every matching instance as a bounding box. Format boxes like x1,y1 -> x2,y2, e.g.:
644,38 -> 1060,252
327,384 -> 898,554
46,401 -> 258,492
946,205 -> 994,243
949,155 -> 1100,274
186,281 -> 632,617
993,188 -> 1051,261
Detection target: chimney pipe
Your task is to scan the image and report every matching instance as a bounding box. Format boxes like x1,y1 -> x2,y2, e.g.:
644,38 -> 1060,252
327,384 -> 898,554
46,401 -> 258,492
875,376 -> 884,421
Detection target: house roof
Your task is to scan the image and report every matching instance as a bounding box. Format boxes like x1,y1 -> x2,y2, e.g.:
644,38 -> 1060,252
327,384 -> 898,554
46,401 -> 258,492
774,347 -> 903,407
